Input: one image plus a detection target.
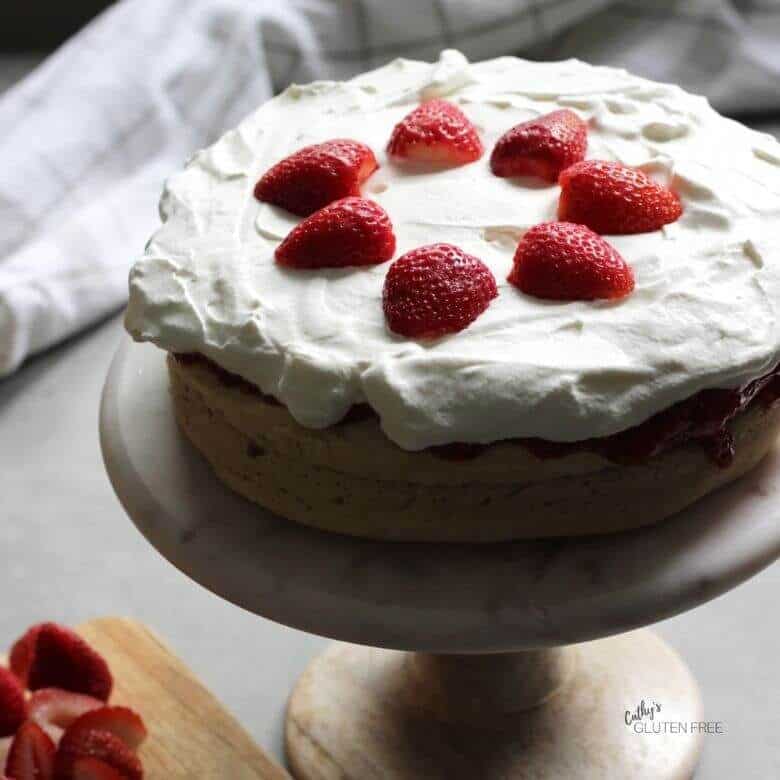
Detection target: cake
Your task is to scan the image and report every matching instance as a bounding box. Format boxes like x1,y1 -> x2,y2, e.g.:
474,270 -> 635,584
125,50 -> 780,542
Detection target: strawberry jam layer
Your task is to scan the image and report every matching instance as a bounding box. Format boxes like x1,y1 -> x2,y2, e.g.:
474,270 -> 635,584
174,353 -> 780,468
435,364 -> 780,468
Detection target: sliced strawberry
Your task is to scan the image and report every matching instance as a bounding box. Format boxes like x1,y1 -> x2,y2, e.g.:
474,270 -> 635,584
387,99 -> 483,166
26,625 -> 113,702
5,722 -> 56,780
54,729 -> 142,780
0,668 -> 27,737
508,221 -> 634,301
558,159 -> 682,234
275,197 -> 395,269
255,139 -> 378,217
64,709 -> 147,753
9,625 -> 44,685
0,737 -> 12,770
490,109 -> 587,182
71,758 -> 125,780
383,243 -> 497,339
29,690 -> 103,736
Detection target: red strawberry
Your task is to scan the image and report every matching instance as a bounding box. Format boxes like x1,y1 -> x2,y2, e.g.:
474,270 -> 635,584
26,625 -> 113,702
387,99 -> 483,165
54,730 -> 142,780
490,109 -> 587,183
558,159 -> 682,234
29,690 -> 103,734
1,737 -> 13,769
255,139 -> 378,217
10,625 -> 43,685
0,668 -> 27,738
0,666 -> 27,737
5,722 -> 56,780
71,758 -> 125,780
508,221 -> 634,301
383,243 -> 497,339
275,197 -> 395,269
64,710 -> 146,753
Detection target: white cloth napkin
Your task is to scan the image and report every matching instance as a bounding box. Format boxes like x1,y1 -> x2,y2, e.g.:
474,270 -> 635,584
2,0 -> 779,375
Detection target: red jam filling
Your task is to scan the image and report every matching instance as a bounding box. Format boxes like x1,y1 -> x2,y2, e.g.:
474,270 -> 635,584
175,353 -> 780,469
434,363 -> 780,468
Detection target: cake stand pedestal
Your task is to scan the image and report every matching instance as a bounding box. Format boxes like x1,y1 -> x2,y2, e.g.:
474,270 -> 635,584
101,340 -> 780,780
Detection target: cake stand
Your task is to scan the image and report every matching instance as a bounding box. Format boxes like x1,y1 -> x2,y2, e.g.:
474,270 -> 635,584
100,339 -> 780,779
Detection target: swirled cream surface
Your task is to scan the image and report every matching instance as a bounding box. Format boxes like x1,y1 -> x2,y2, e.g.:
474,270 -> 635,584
126,51 -> 780,450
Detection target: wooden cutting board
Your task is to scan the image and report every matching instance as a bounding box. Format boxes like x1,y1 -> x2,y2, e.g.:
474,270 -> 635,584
4,618 -> 291,780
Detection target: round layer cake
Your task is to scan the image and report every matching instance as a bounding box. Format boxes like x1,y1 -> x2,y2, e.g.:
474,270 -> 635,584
125,50 -> 780,541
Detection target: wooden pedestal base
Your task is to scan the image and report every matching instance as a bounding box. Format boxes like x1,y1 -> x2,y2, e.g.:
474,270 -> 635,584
286,630 -> 702,780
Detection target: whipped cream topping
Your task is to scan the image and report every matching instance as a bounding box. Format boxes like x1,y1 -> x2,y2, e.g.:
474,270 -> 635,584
126,51 -> 780,450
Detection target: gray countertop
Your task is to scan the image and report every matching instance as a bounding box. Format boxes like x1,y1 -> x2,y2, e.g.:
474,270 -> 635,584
1,58 -> 778,778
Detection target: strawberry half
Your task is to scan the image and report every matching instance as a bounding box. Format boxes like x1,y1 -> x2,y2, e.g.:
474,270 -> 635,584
275,197 -> 395,269
387,99 -> 483,166
508,221 -> 634,301
255,139 -> 378,217
558,159 -> 682,234
383,243 -> 497,339
0,668 -> 27,737
26,624 -> 113,702
1,737 -> 13,770
29,689 -> 103,736
5,722 -> 56,780
71,758 -> 125,780
55,730 -> 142,780
64,709 -> 147,753
9,625 -> 43,685
490,109 -> 587,183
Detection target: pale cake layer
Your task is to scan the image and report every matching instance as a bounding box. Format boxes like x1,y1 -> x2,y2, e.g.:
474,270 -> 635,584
168,355 -> 780,542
